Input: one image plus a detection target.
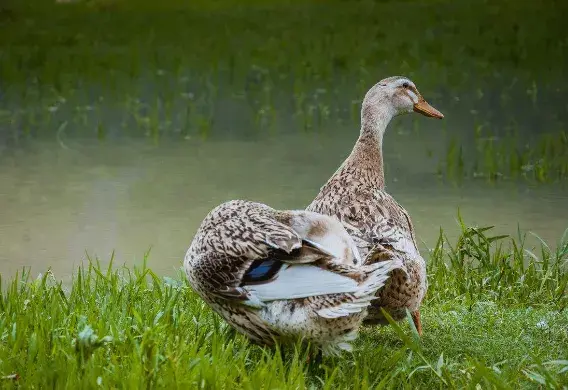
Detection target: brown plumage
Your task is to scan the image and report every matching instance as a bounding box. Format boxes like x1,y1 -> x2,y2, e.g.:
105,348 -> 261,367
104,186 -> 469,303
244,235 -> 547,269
306,76 -> 444,334
184,200 -> 402,355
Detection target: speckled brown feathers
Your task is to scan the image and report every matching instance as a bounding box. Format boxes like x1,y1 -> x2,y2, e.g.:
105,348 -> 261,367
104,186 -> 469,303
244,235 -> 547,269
184,200 -> 402,355
306,170 -> 426,325
307,76 -> 444,329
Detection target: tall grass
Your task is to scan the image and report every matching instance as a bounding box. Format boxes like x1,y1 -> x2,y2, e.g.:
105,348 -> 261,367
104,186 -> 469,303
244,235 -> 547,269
1,220 -> 567,388
427,217 -> 568,310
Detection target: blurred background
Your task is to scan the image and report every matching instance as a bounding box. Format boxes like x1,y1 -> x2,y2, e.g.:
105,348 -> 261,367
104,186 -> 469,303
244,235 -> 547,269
0,0 -> 567,281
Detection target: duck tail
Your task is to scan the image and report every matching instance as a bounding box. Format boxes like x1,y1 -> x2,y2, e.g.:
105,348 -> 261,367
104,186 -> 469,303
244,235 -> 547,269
354,258 -> 403,299
316,259 -> 403,319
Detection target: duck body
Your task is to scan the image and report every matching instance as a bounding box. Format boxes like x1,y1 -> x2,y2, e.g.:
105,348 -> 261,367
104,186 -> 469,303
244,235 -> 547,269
184,200 -> 401,355
306,140 -> 426,325
306,76 -> 444,332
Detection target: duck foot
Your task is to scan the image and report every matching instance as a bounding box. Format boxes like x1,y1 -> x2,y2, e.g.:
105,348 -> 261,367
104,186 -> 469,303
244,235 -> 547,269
411,310 -> 423,336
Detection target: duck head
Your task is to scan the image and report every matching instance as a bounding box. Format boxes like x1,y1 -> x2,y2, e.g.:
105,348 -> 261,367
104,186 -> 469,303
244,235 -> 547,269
362,76 -> 444,122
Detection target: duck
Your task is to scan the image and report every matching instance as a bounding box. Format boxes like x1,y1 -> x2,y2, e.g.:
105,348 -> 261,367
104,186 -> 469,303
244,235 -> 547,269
184,199 -> 402,356
306,76 -> 444,335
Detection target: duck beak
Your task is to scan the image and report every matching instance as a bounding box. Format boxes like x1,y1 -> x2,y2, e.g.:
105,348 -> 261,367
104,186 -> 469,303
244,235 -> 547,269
413,97 -> 444,119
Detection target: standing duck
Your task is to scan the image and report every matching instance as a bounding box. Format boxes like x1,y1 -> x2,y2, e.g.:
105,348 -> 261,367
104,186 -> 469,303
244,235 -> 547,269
184,200 -> 401,355
306,76 -> 444,335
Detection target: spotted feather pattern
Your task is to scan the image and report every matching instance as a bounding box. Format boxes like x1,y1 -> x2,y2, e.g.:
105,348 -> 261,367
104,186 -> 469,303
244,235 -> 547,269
306,76 -> 429,324
184,200 -> 401,355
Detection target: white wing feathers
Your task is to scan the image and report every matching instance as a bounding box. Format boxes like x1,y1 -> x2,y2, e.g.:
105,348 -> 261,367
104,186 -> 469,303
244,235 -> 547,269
317,259 -> 401,319
245,264 -> 359,301
245,259 -> 402,319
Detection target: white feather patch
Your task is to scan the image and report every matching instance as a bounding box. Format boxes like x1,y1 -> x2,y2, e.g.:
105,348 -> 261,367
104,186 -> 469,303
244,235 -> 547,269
302,238 -> 336,257
336,342 -> 353,352
245,264 -> 358,301
407,90 -> 418,103
317,259 -> 402,319
241,294 -> 265,308
317,300 -> 372,318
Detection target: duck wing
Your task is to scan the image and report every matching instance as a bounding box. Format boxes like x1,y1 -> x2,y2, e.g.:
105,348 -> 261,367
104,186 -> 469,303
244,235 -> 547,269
307,188 -> 419,262
243,263 -> 360,302
187,201 -> 358,307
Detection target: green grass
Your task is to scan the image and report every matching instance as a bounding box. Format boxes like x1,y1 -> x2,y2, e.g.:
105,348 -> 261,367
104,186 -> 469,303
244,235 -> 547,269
1,221 -> 567,388
1,0 -> 568,181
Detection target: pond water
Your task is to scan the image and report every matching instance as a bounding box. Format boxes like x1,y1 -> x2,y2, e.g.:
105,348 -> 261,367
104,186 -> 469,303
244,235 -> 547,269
1,124 -> 567,282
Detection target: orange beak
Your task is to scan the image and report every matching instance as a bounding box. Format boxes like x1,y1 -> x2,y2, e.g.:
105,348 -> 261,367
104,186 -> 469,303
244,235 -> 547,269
413,97 -> 444,119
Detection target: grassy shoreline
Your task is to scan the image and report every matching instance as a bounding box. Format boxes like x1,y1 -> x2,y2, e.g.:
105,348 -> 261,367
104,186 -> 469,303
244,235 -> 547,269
1,223 -> 566,388
1,0 -> 567,386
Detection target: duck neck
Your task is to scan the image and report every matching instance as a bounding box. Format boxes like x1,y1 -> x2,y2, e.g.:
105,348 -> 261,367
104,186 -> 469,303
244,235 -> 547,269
345,104 -> 394,190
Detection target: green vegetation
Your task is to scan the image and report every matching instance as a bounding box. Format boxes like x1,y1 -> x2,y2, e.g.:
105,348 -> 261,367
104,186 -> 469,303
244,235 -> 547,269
441,126 -> 568,183
1,222 -> 566,388
1,0 -> 567,181
0,1 -> 566,387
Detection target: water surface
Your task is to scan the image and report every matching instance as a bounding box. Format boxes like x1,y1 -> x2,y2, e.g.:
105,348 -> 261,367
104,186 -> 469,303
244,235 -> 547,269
1,129 -> 567,282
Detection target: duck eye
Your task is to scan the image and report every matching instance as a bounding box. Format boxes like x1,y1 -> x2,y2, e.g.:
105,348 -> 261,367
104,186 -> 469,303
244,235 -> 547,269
402,82 -> 409,89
